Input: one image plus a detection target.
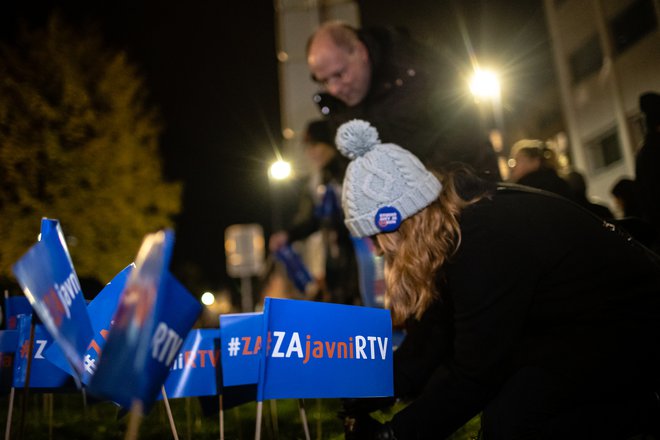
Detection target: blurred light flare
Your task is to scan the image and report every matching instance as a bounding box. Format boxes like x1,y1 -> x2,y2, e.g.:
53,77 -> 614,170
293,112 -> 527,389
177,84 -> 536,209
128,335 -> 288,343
201,291 -> 215,305
470,69 -> 501,99
269,159 -> 292,180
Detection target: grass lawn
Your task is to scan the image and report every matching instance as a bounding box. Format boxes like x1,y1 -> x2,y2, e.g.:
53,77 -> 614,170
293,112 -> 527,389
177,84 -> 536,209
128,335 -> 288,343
0,392 -> 480,439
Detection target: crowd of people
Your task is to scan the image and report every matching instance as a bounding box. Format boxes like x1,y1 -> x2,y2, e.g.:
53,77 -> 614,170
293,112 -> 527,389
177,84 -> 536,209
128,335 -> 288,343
267,19 -> 660,440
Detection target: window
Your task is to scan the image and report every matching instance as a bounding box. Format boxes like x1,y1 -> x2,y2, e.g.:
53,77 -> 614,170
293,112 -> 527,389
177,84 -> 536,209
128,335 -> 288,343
569,35 -> 602,84
610,0 -> 658,54
586,128 -> 622,171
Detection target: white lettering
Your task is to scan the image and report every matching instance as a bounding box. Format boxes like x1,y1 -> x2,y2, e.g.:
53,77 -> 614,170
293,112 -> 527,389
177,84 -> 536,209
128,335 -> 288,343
271,331 -> 286,358
285,332 -> 303,358
377,337 -> 388,360
34,340 -> 47,359
355,335 -> 366,359
151,322 -> 183,364
367,336 -> 377,359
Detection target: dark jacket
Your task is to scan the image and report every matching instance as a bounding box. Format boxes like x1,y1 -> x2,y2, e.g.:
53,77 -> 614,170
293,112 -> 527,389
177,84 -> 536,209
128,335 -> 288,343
391,183 -> 660,439
321,27 -> 501,181
636,131 -> 660,246
516,167 -> 574,200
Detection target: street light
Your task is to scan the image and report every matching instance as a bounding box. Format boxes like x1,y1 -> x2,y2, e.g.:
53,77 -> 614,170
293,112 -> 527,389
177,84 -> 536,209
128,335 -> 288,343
470,69 -> 501,100
267,158 -> 292,233
268,160 -> 292,181
469,68 -> 508,179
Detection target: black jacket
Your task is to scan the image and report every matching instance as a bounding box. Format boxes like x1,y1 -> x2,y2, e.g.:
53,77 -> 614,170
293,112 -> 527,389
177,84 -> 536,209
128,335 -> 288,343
391,184 -> 660,439
321,27 -> 501,181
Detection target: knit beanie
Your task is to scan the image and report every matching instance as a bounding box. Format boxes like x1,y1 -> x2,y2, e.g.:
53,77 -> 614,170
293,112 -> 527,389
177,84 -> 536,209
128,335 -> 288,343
336,120 -> 442,237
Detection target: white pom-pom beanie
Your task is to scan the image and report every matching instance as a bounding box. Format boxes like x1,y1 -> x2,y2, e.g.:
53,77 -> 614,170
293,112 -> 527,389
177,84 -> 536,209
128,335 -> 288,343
336,119 -> 442,238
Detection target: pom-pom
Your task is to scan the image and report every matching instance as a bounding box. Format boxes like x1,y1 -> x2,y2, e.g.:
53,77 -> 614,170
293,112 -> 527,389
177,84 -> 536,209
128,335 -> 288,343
335,120 -> 380,159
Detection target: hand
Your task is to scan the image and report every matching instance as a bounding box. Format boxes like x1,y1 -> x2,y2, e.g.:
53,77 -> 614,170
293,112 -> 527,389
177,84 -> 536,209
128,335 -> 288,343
341,413 -> 397,439
268,231 -> 289,252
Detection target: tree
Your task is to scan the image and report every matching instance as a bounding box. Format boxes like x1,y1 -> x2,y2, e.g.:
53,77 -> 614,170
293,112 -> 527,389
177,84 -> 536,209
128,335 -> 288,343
0,14 -> 181,286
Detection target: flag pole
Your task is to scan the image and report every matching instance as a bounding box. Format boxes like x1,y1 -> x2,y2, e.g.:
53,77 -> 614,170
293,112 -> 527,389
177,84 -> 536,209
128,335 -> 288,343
4,387 -> 15,440
254,401 -> 263,440
161,387 -> 179,440
125,399 -> 144,440
219,394 -> 224,440
18,317 -> 36,440
298,399 -> 311,440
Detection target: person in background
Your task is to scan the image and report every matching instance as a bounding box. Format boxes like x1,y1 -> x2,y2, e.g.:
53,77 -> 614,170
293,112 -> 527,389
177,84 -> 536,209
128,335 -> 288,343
508,139 -> 573,199
611,177 -> 656,248
268,119 -> 359,305
635,91 -> 660,251
306,20 -> 501,181
565,170 -> 613,220
335,120 -> 660,440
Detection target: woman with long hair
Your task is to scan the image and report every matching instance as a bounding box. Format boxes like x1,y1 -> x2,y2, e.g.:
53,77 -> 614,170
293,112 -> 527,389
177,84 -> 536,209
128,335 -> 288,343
336,120 -> 660,439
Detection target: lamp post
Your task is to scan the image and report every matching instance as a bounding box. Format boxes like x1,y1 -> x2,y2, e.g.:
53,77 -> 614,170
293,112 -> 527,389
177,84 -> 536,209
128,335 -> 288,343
268,159 -> 292,232
469,68 -> 508,179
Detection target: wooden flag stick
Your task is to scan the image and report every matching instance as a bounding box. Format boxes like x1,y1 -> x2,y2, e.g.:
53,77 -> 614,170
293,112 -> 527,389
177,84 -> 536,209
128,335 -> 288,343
218,395 -> 224,440
124,399 -> 143,440
254,401 -> 263,440
4,387 -> 15,440
298,399 -> 311,440
161,387 -> 179,440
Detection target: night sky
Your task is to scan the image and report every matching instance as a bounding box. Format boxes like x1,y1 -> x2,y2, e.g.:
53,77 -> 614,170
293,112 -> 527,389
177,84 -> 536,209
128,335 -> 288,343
1,1 -> 549,294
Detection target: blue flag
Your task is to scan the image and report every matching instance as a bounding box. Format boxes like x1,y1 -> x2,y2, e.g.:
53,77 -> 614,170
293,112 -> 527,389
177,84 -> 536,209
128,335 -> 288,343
88,230 -> 202,412
45,264 -> 134,385
161,329 -> 220,399
275,245 -> 314,294
3,296 -> 32,330
219,312 -> 263,387
13,315 -> 72,389
0,330 -> 18,394
351,237 -> 386,308
258,298 -> 393,400
11,219 -> 93,382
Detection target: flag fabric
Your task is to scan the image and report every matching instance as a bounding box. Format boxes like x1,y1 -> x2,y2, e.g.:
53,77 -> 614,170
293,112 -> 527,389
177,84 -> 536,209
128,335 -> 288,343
45,264 -> 134,385
11,219 -> 93,381
88,230 -> 202,412
3,296 -> 32,330
258,298 -> 393,400
219,312 -> 263,387
0,330 -> 18,394
161,329 -> 220,399
351,237 -> 386,308
274,245 -> 314,294
13,315 -> 72,389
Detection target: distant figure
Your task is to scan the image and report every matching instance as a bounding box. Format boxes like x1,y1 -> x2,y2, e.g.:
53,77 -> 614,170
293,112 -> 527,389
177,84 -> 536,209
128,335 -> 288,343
635,91 -> 660,250
508,139 -> 573,199
611,178 -> 657,248
306,20 -> 501,180
611,178 -> 644,218
565,170 -> 613,219
268,119 -> 358,305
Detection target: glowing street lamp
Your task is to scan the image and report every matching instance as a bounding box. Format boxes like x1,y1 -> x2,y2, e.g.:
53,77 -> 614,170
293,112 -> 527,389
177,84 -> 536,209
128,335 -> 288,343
201,291 -> 215,306
470,69 -> 501,100
268,160 -> 292,181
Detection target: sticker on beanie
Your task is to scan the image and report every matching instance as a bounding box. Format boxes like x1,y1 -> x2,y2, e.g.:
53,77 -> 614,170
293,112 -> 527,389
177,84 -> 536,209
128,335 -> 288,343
375,206 -> 402,232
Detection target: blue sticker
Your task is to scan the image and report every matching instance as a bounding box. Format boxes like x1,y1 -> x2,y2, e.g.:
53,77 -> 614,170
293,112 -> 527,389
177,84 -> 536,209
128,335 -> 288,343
375,206 -> 401,232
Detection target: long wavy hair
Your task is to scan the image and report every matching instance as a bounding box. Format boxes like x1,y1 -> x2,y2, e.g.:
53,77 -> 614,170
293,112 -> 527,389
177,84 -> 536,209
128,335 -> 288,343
374,172 -> 486,325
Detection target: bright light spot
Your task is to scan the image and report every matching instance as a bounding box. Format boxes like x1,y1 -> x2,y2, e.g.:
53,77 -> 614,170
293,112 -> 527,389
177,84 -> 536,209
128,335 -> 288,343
470,69 -> 500,99
201,291 -> 215,306
269,160 -> 291,180
282,128 -> 295,139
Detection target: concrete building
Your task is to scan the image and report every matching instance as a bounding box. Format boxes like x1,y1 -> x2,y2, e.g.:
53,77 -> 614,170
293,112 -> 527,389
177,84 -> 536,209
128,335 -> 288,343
544,0 -> 660,209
